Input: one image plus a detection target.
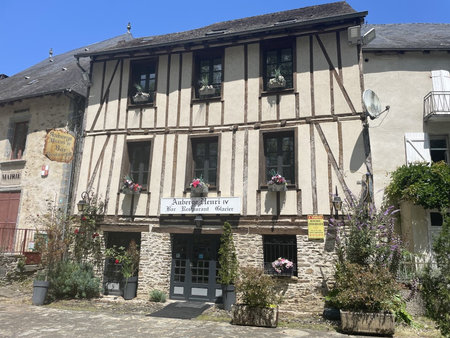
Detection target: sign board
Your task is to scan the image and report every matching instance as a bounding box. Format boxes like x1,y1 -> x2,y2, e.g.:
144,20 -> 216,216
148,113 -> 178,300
160,197 -> 241,215
0,170 -> 21,186
43,130 -> 75,163
308,215 -> 324,239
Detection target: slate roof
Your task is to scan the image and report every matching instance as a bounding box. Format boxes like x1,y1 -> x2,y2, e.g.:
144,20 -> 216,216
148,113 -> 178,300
362,24 -> 450,51
77,1 -> 365,58
0,33 -> 133,104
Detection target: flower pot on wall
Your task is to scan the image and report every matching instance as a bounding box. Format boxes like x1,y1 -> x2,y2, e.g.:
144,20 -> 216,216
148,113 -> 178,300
267,184 -> 287,192
340,310 -> 395,335
132,92 -> 151,104
191,185 -> 208,195
123,276 -> 138,300
199,86 -> 215,96
32,280 -> 49,306
231,304 -> 278,328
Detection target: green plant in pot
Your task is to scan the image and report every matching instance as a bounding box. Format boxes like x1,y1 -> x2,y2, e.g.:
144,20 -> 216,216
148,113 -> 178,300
232,266 -> 282,327
218,221 -> 238,310
104,240 -> 140,300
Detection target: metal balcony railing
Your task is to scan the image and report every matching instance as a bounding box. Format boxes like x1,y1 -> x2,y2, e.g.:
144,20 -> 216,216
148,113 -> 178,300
0,228 -> 38,254
424,91 -> 450,120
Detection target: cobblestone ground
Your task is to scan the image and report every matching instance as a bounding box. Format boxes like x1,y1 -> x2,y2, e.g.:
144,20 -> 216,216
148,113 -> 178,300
0,283 -> 350,338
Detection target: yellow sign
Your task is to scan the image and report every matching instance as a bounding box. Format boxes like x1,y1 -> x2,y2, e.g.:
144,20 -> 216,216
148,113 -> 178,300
308,215 -> 324,239
43,130 -> 75,163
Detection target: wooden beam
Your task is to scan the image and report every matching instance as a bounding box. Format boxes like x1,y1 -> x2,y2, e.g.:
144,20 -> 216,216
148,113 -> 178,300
87,134 -> 111,192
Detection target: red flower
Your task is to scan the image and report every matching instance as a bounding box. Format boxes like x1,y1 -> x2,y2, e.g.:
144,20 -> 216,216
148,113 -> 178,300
192,179 -> 200,188
74,228 -> 79,234
114,259 -> 119,264
92,233 -> 99,239
81,216 -> 87,221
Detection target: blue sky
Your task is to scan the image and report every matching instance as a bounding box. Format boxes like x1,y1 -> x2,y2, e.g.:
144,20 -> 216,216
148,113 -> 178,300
1,0 -> 449,76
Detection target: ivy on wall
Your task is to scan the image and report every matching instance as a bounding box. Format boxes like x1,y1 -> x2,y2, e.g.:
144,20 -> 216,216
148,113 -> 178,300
385,162 -> 450,211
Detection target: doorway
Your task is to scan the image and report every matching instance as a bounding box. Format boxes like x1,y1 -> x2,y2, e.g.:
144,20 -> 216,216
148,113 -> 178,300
170,234 -> 221,302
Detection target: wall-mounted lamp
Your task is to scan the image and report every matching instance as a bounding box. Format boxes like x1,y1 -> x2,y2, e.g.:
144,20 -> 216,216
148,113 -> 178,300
332,186 -> 342,219
194,215 -> 203,228
77,191 -> 90,213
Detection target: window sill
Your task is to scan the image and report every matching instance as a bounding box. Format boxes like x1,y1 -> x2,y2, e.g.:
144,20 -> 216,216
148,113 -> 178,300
259,184 -> 297,191
261,88 -> 294,97
192,96 -> 222,103
127,102 -> 155,109
0,159 -> 26,169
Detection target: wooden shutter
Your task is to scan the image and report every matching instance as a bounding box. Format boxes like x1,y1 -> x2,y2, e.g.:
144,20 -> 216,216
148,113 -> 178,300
404,133 -> 431,164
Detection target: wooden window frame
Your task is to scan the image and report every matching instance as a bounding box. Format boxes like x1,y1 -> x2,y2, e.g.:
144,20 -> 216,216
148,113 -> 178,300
259,129 -> 297,189
120,139 -> 153,192
185,134 -> 221,191
261,38 -> 296,93
192,49 -> 224,101
128,58 -> 158,107
263,235 -> 298,277
10,121 -> 29,160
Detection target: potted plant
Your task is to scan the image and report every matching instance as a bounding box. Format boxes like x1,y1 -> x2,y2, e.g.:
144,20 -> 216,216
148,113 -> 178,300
271,257 -> 294,276
267,170 -> 287,192
122,175 -> 142,194
190,176 -> 209,196
326,203 -> 410,335
232,266 -> 282,327
104,240 -> 140,300
198,75 -> 215,97
267,68 -> 286,89
218,221 -> 239,311
132,84 -> 151,104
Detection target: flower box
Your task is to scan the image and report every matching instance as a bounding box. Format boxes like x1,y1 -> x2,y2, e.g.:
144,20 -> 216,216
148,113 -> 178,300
267,184 -> 287,192
191,185 -> 208,195
199,86 -> 216,96
132,92 -> 152,104
122,176 -> 142,194
267,74 -> 286,90
121,188 -> 141,195
340,310 -> 395,335
231,304 -> 278,328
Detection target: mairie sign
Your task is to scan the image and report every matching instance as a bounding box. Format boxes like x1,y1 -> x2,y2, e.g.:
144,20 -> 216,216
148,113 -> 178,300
160,197 -> 241,215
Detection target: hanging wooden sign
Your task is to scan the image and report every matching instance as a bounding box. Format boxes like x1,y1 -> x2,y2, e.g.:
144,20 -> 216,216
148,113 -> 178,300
43,130 -> 75,163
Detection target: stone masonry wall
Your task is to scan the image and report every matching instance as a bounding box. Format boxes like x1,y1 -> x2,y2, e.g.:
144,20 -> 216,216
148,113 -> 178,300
233,232 -> 336,315
137,230 -> 171,299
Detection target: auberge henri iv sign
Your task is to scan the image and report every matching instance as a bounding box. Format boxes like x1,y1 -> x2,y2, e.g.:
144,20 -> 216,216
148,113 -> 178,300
160,197 -> 241,215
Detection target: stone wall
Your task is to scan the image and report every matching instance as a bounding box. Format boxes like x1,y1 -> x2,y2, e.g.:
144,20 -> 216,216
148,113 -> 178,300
233,232 -> 336,315
137,230 -> 171,299
0,254 -> 22,283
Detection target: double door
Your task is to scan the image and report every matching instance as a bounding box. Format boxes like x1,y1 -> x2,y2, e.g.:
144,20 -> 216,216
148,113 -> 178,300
170,234 -> 221,302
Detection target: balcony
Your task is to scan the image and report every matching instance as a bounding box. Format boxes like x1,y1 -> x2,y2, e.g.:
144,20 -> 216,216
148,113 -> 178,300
423,91 -> 450,121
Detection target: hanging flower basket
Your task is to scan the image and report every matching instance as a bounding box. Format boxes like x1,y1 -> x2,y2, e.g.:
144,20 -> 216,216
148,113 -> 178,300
190,177 -> 209,195
199,85 -> 216,97
271,257 -> 294,275
121,176 -> 142,194
267,171 -> 287,192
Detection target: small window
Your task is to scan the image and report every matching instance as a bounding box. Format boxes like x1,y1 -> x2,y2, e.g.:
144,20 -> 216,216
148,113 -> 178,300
129,60 -> 157,105
10,121 -> 28,160
194,50 -> 223,99
262,131 -> 295,185
430,212 -> 443,227
125,141 -> 151,189
263,40 -> 294,91
190,137 -> 218,187
263,235 -> 298,276
430,137 -> 448,164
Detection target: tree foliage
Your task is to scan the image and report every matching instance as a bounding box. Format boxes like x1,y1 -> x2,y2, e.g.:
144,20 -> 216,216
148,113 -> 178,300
218,222 -> 239,285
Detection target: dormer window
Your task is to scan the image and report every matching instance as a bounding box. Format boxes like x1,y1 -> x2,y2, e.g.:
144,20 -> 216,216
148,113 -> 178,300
194,50 -> 223,99
129,60 -> 157,105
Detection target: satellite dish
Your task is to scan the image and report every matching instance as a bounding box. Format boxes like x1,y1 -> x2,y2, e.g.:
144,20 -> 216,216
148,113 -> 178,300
363,89 -> 383,120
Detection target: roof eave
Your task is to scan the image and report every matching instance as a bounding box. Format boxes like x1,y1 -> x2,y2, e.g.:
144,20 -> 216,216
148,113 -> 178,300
363,47 -> 450,52
76,11 -> 367,58
0,88 -> 84,105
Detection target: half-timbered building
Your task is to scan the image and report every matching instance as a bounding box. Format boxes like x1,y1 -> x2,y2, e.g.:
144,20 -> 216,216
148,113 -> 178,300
75,2 -> 370,312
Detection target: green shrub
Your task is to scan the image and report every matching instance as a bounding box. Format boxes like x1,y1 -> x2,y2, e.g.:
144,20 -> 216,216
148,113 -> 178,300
218,221 -> 238,285
236,267 -> 281,308
149,289 -> 167,303
48,260 -> 100,300
421,215 -> 450,337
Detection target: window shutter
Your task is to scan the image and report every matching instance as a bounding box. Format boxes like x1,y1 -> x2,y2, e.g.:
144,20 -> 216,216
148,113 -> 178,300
431,70 -> 450,112
404,133 -> 431,164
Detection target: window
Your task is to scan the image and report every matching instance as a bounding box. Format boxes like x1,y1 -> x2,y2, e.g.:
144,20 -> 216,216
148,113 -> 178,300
263,131 -> 295,185
190,137 -> 218,187
195,51 -> 223,99
430,137 -> 448,164
129,60 -> 157,105
263,40 -> 294,91
263,235 -> 298,276
125,141 -> 151,189
10,121 -> 28,160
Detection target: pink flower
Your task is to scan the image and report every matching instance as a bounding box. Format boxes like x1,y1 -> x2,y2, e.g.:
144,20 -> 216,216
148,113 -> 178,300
192,179 -> 200,188
115,259 -> 119,264
74,228 -> 79,234
81,216 -> 87,221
